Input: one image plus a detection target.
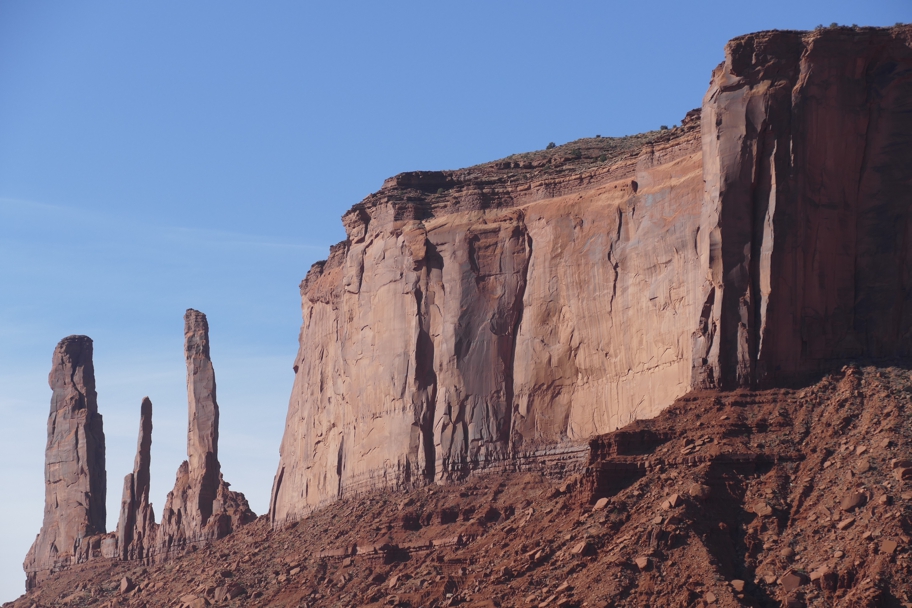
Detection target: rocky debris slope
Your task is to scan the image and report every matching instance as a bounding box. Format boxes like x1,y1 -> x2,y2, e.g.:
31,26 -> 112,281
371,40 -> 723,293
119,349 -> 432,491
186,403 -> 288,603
23,335 -> 107,591
155,310 -> 255,561
115,397 -> 155,561
10,364 -> 912,608
272,24 -> 912,524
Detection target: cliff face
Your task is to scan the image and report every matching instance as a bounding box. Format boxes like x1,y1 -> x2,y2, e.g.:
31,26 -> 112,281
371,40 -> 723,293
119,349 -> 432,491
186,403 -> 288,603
270,119 -> 705,524
694,27 -> 912,389
270,25 -> 912,525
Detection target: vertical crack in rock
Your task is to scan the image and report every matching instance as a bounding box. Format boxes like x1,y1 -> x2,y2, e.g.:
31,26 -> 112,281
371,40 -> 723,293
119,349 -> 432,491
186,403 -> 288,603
697,28 -> 912,388
415,238 -> 441,482
116,397 -> 156,561
24,335 -> 106,590
269,27 -> 912,526
507,227 -> 532,455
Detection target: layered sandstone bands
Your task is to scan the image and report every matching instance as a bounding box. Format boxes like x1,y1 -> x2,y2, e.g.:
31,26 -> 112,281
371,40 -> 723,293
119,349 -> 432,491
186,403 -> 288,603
271,108 -> 706,523
271,25 -> 912,525
24,336 -> 107,589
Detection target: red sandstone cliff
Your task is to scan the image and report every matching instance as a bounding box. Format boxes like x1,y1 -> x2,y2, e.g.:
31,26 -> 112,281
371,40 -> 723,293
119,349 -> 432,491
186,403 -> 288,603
15,24 -> 912,604
270,25 -> 912,526
694,27 -> 912,389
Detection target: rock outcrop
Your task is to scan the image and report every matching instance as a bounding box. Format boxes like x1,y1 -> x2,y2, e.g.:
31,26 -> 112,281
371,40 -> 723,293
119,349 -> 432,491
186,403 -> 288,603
693,27 -> 912,389
156,310 -> 255,558
271,25 -> 912,525
22,311 -> 255,592
115,397 -> 156,561
270,107 -> 705,525
24,336 -> 107,590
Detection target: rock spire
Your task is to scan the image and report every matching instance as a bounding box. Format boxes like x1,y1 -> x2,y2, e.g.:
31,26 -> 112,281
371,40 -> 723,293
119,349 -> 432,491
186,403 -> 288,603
24,335 -> 106,589
184,308 -> 221,521
115,397 -> 156,561
156,309 -> 254,557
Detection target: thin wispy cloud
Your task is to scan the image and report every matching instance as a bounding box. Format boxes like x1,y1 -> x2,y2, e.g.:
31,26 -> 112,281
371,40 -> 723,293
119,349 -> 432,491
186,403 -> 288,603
0,195 -> 332,253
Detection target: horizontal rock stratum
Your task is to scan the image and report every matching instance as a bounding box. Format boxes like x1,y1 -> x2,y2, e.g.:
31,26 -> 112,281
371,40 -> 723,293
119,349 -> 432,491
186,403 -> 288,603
270,25 -> 912,525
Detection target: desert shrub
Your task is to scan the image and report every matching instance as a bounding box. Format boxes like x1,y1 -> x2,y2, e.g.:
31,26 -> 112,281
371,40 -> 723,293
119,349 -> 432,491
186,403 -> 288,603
546,142 -> 556,150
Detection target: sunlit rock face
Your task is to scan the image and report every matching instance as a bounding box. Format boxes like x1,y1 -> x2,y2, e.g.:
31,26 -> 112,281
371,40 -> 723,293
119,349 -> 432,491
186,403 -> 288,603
269,120 -> 705,525
271,25 -> 912,526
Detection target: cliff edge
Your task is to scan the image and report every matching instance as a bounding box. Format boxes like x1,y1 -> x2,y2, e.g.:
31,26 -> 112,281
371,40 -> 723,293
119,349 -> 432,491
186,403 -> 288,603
271,24 -> 912,526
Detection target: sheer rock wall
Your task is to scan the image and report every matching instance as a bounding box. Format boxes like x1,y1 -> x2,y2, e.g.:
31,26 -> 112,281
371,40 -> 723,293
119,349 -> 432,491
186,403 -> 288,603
693,27 -> 912,389
270,119 -> 705,524
271,25 -> 912,526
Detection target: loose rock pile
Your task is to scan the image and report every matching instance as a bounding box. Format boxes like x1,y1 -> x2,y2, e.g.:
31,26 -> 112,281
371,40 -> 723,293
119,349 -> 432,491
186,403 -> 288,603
8,364 -> 911,607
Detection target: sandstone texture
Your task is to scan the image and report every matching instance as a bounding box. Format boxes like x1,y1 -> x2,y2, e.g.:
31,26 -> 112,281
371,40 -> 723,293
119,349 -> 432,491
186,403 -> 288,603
156,310 -> 255,558
270,111 -> 704,524
115,397 -> 156,561
13,364 -> 912,608
272,25 -> 912,524
23,335 -> 107,590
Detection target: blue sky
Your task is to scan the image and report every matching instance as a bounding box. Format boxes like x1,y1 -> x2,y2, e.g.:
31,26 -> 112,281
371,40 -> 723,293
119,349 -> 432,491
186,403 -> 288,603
1,0 -> 909,601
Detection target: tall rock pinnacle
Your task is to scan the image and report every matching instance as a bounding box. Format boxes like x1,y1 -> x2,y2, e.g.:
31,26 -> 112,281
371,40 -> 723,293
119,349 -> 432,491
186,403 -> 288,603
115,397 -> 156,561
184,309 -> 221,522
156,310 -> 254,558
24,335 -> 106,589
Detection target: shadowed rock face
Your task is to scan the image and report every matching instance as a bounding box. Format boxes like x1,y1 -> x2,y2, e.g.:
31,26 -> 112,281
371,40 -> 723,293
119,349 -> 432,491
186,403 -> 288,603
694,27 -> 912,389
271,25 -> 912,526
115,397 -> 155,561
24,335 -> 106,589
156,310 -> 255,558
